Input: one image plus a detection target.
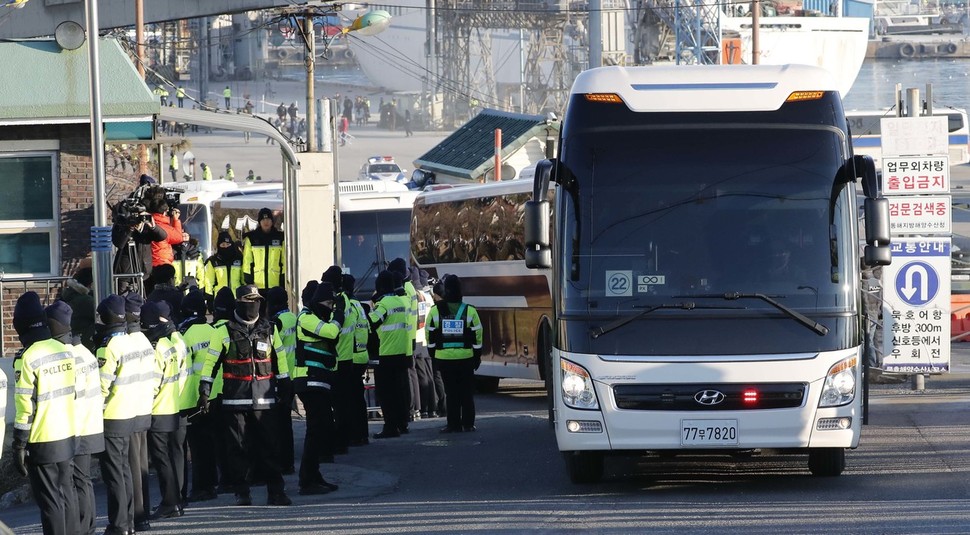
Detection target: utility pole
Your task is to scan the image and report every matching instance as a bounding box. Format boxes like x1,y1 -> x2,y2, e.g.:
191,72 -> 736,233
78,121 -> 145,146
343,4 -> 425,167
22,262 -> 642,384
304,12 -> 316,151
751,0 -> 760,64
85,0 -> 111,304
136,0 -> 149,176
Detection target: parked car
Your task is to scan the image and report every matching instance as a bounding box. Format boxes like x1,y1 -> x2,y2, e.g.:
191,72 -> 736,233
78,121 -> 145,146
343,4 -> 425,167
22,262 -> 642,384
359,156 -> 407,183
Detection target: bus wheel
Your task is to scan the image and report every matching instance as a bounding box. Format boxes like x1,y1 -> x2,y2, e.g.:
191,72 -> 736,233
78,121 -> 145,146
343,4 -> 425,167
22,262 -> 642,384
475,376 -> 500,393
808,448 -> 845,476
564,451 -> 604,484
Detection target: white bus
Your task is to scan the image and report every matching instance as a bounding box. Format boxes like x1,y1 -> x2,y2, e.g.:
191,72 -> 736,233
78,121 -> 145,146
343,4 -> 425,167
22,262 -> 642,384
846,107 -> 970,170
523,64 -> 891,483
410,180 -> 551,391
174,181 -> 282,256
208,180 -> 419,299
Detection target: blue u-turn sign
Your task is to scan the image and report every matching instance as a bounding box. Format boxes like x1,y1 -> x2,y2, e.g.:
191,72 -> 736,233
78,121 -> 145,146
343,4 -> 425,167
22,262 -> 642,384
893,260 -> 939,307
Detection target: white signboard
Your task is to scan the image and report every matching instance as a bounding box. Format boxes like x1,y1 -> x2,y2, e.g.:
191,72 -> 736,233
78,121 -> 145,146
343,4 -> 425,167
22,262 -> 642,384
882,237 -> 951,374
881,156 -> 950,195
880,116 -> 949,158
888,195 -> 951,235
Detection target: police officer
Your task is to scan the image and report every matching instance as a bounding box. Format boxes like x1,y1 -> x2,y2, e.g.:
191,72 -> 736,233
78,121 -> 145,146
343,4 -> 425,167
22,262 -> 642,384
178,289 -> 218,502
201,163 -> 212,181
199,285 -> 292,506
173,238 -> 205,290
96,294 -> 139,534
294,282 -> 342,494
143,301 -> 188,519
12,292 -> 78,535
321,267 -> 365,450
242,208 -> 285,296
342,274 -> 372,446
426,275 -> 483,433
204,231 -> 243,311
411,268 -> 438,418
267,286 -> 297,474
388,259 -> 419,420
123,292 -> 158,532
369,270 -> 413,438
46,300 -> 103,535
206,287 -> 235,494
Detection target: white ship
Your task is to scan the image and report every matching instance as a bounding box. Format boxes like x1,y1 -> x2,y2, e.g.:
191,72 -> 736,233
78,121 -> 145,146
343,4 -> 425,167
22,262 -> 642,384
347,1 -> 870,98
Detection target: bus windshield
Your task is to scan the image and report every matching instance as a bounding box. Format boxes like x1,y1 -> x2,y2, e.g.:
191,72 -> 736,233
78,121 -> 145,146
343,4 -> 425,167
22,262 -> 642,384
559,125 -> 858,354
340,209 -> 411,297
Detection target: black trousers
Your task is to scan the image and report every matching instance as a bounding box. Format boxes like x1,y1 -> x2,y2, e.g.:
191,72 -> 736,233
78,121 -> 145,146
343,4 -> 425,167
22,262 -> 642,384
175,417 -> 188,502
333,363 -> 366,446
438,358 -> 477,429
414,349 -> 437,414
186,409 -> 219,493
100,435 -> 132,532
28,458 -> 77,535
73,454 -> 96,535
276,399 -> 295,471
375,356 -> 413,433
149,428 -> 180,508
222,409 -> 285,496
129,430 -> 150,525
298,388 -> 336,487
431,357 -> 447,415
408,362 -> 420,414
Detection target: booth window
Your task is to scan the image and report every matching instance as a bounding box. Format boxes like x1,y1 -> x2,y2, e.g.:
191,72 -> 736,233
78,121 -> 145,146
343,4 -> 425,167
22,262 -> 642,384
0,152 -> 58,276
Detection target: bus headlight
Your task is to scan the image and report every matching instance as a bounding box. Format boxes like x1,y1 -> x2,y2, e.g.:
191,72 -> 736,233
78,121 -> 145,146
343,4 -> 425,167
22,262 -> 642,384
818,356 -> 857,408
561,358 -> 599,410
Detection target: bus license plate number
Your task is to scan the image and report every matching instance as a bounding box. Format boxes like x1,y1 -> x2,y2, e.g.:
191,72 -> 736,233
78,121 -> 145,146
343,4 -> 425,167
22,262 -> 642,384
681,419 -> 738,446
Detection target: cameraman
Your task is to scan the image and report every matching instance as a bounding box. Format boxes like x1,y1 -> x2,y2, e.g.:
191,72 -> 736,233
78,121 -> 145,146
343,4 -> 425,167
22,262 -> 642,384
146,186 -> 189,272
112,182 -> 167,293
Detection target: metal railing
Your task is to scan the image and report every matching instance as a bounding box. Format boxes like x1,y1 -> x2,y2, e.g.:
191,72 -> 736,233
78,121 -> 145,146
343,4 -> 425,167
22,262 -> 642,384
0,272 -> 144,355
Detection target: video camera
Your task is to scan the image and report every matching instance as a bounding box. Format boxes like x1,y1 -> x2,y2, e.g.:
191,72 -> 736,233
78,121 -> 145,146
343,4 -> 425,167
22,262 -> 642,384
113,184 -> 182,226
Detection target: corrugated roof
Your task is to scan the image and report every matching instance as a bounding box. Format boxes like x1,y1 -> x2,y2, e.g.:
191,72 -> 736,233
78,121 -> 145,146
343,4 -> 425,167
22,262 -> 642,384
414,108 -> 558,180
0,38 -> 158,123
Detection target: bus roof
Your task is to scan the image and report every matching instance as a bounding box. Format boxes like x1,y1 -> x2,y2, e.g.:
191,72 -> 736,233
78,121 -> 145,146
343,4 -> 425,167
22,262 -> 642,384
416,180 -> 533,205
571,64 -> 840,113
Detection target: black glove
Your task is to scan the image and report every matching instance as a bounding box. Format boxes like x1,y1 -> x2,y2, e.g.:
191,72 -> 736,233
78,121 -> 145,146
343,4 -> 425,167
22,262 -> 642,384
332,305 -> 345,327
13,444 -> 28,477
198,382 -> 212,414
473,349 -> 482,371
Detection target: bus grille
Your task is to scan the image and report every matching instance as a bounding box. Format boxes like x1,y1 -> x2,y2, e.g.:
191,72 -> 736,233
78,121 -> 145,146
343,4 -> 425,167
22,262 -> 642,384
612,383 -> 807,411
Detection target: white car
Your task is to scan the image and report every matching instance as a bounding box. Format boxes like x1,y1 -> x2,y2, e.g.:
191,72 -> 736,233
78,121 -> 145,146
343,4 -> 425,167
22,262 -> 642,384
359,156 -> 407,183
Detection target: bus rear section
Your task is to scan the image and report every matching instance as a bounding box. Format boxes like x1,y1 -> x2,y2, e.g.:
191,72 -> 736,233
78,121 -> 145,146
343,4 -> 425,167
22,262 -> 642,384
410,181 -> 552,390
523,64 -> 892,483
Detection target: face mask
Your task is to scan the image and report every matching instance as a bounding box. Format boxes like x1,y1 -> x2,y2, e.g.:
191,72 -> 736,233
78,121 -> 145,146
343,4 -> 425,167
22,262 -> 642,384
235,301 -> 260,323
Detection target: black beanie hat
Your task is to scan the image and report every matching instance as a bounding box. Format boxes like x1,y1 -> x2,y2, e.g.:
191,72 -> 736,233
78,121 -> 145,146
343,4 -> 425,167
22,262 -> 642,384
213,287 -> 235,319
141,301 -> 170,328
313,282 -> 335,304
124,292 -> 144,322
375,270 -> 396,296
341,274 -> 356,296
267,286 -> 288,315
74,267 -> 94,288
443,274 -> 462,302
301,280 -> 319,309
152,263 -> 176,284
217,230 -> 233,247
258,207 -> 274,222
388,257 -> 408,278
181,288 -> 206,317
139,174 -> 157,186
13,291 -> 48,335
45,300 -> 73,337
321,265 -> 343,291
97,294 -> 127,325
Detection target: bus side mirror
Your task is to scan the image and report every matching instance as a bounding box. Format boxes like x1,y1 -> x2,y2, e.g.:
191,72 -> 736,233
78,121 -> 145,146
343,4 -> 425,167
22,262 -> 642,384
854,154 -> 880,198
525,159 -> 556,269
856,154 -> 891,266
865,244 -> 892,267
525,200 -> 551,269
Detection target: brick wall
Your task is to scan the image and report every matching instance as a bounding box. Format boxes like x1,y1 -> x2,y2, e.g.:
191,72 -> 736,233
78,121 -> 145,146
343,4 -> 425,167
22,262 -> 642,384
0,124 -> 140,355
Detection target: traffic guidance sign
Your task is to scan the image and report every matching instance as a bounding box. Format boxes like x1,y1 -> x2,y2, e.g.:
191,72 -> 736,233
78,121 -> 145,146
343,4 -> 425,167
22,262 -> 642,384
882,238 -> 951,374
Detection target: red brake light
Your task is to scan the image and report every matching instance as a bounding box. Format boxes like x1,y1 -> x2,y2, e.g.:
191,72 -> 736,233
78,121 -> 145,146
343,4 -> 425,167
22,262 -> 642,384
742,389 -> 758,404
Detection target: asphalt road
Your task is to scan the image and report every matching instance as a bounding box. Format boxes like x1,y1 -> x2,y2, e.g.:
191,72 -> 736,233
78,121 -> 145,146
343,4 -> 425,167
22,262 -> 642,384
5,347 -> 970,534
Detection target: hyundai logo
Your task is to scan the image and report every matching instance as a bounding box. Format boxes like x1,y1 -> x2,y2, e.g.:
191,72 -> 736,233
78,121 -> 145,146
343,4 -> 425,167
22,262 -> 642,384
694,390 -> 726,406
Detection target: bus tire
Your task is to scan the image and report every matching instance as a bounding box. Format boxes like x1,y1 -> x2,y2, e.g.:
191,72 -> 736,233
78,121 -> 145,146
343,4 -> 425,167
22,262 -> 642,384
564,451 -> 604,484
475,376 -> 500,394
808,447 -> 845,476
898,43 -> 916,59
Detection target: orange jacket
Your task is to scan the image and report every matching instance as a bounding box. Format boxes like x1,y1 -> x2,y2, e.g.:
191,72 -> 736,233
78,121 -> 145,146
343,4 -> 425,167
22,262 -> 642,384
151,212 -> 184,267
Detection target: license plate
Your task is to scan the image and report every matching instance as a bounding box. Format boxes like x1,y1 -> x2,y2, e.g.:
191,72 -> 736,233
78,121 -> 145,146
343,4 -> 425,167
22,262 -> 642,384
681,419 -> 739,446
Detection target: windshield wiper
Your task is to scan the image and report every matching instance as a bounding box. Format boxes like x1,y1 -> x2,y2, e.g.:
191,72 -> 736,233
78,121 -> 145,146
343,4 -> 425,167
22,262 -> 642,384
676,292 -> 829,336
590,302 -> 697,339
